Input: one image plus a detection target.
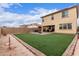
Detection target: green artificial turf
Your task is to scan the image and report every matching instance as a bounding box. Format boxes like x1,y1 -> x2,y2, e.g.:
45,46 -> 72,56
15,33 -> 74,56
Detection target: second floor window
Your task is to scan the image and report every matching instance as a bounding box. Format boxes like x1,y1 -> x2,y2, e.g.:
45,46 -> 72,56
51,16 -> 54,20
62,10 -> 68,18
42,19 -> 44,22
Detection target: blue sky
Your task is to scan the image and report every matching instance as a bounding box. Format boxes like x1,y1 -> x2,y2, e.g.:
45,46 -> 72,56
0,3 -> 78,27
6,3 -> 76,14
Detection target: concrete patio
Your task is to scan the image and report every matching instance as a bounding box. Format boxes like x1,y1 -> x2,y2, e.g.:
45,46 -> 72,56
0,34 -> 35,56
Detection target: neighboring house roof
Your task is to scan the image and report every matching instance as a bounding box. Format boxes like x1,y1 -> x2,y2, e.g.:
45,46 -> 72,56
41,5 -> 79,18
28,23 -> 41,28
27,26 -> 38,28
20,25 -> 28,27
20,23 -> 41,28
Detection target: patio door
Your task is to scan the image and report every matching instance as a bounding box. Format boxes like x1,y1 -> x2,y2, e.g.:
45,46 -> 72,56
51,25 -> 55,32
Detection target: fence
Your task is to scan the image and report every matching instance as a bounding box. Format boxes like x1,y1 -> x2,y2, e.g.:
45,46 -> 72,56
0,27 -> 30,35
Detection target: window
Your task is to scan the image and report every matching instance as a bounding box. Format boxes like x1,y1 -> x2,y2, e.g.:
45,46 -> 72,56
63,24 -> 67,29
62,10 -> 68,18
68,23 -> 72,29
59,23 -> 72,30
42,19 -> 44,22
59,24 -> 62,29
51,16 -> 54,20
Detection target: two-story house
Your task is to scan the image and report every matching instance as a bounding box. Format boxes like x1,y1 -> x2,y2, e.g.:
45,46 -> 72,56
41,5 -> 79,34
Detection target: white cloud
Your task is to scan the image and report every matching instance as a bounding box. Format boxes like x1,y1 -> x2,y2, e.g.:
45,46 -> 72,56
0,3 -> 22,8
0,3 -> 13,8
30,8 -> 58,16
0,3 -> 58,27
0,3 -> 22,12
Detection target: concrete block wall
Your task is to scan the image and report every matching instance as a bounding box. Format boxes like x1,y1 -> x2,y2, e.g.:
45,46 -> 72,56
0,27 -> 30,35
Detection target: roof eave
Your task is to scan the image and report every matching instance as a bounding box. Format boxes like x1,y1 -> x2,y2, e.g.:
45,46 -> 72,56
41,5 -> 78,18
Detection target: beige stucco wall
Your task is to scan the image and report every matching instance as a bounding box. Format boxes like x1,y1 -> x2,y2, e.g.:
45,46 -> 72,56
42,7 -> 77,34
